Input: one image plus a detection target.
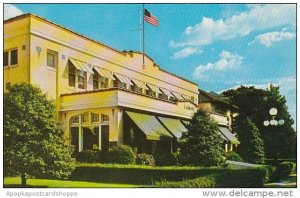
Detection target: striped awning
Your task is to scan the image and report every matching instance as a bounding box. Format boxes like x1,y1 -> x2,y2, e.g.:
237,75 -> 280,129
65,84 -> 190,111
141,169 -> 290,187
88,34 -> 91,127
219,127 -> 240,145
131,79 -> 149,90
160,88 -> 172,98
93,67 -> 115,80
69,58 -> 94,74
125,111 -> 172,140
158,116 -> 188,139
147,84 -> 162,94
171,91 -> 184,100
181,95 -> 190,100
114,73 -> 133,85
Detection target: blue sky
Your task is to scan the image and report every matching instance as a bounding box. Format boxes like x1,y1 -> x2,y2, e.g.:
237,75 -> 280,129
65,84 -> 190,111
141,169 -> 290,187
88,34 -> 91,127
4,3 -> 296,121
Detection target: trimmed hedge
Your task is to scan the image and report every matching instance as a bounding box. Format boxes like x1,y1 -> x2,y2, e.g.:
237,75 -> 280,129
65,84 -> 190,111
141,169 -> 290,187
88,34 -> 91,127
70,163 -> 271,187
136,154 -> 155,166
156,176 -> 215,188
76,150 -> 101,163
226,151 -> 244,162
154,152 -> 178,166
213,167 -> 270,187
274,162 -> 296,179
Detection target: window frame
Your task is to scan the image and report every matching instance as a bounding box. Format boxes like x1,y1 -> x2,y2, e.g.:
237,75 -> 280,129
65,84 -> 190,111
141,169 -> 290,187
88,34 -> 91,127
78,70 -> 86,89
4,51 -> 9,67
47,50 -> 57,68
68,63 -> 76,87
10,48 -> 18,66
4,48 -> 18,67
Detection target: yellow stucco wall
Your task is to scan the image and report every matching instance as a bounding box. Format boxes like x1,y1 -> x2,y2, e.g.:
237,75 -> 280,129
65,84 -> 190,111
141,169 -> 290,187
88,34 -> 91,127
4,17 -> 30,90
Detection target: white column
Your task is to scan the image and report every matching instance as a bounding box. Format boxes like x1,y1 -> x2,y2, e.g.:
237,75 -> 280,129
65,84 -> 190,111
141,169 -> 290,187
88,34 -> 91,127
79,126 -> 83,152
225,143 -> 228,153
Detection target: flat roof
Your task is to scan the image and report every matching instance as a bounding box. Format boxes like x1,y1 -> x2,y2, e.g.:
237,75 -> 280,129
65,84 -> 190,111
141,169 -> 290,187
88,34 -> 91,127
4,13 -> 198,86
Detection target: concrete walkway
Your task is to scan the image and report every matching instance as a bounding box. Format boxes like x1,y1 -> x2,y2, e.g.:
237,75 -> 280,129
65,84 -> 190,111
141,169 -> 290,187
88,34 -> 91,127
264,174 -> 297,188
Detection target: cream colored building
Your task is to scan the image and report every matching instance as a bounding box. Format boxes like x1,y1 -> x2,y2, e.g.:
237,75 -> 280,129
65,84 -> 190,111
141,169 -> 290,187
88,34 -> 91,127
4,14 -> 202,154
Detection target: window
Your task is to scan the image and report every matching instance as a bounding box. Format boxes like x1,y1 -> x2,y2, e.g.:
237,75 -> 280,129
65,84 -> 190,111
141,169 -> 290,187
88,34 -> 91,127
146,89 -> 156,97
72,116 -> 80,124
68,64 -> 76,87
81,114 -> 89,123
92,113 -> 100,123
191,96 -> 195,103
4,51 -> 8,66
100,76 -> 109,89
158,93 -> 168,100
93,73 -> 99,90
101,114 -> 109,122
78,70 -> 86,89
10,49 -> 18,65
47,50 -> 57,68
4,49 -> 18,66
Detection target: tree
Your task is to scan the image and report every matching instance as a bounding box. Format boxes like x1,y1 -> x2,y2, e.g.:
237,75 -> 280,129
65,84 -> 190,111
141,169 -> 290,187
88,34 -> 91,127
179,109 -> 224,167
4,83 -> 74,186
233,116 -> 265,164
223,86 -> 296,160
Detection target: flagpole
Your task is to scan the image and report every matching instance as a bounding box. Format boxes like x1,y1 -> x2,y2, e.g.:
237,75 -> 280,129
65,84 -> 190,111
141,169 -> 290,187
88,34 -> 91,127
142,3 -> 145,66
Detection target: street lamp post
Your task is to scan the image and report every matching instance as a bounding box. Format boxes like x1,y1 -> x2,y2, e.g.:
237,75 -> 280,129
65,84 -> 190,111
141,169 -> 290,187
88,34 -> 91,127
263,108 -> 284,126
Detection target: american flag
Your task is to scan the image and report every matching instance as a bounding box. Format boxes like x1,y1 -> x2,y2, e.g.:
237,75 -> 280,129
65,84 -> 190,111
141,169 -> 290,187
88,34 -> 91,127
144,9 -> 159,27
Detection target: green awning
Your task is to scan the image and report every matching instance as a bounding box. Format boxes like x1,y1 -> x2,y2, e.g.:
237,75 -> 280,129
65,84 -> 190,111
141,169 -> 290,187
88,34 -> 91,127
125,111 -> 173,140
93,66 -> 115,80
69,58 -> 94,74
158,117 -> 187,139
219,127 -> 240,145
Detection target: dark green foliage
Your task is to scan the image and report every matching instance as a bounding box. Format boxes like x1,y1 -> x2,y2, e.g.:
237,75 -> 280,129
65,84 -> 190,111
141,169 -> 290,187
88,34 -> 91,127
76,150 -> 102,163
4,83 -> 74,185
226,151 -> 244,162
213,167 -> 270,187
274,162 -> 296,179
154,152 -> 178,166
179,109 -> 224,167
136,153 -> 155,166
71,163 -> 271,187
108,145 -> 136,164
156,176 -> 215,188
223,86 -> 296,160
233,117 -> 265,164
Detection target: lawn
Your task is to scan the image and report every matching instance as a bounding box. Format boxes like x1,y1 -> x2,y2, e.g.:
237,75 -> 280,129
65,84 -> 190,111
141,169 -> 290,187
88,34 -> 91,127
4,177 -> 140,188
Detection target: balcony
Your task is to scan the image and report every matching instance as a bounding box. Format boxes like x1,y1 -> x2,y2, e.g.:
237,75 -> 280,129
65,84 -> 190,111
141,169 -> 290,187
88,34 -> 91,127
209,112 -> 228,126
60,87 -> 197,119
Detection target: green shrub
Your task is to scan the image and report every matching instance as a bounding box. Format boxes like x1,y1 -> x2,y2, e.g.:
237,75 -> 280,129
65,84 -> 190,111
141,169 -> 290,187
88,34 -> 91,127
70,163 -> 270,187
136,154 -> 155,166
76,150 -> 101,163
108,145 -> 136,164
213,167 -> 270,187
156,176 -> 215,188
274,162 -> 296,179
154,152 -> 178,166
226,151 -> 244,162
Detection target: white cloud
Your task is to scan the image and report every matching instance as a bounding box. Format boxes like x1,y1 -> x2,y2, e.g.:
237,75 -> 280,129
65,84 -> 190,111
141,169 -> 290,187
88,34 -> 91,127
171,4 -> 295,48
171,47 -> 203,59
4,4 -> 23,20
248,31 -> 295,47
193,50 -> 243,79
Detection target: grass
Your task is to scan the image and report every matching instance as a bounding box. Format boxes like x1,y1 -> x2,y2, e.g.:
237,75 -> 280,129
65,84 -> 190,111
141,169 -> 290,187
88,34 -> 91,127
4,177 -> 140,188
